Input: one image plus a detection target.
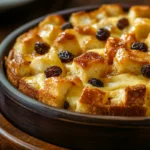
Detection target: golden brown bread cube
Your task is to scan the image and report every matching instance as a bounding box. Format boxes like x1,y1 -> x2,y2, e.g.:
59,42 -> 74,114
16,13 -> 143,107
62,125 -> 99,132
91,4 -> 124,20
39,15 -> 65,27
129,6 -> 150,19
130,18 -> 150,40
70,11 -> 96,26
14,28 -> 42,55
76,87 -> 108,113
113,48 -> 150,74
75,26 -> 105,52
69,51 -> 110,83
52,29 -> 82,56
30,51 -> 66,76
38,24 -> 62,45
145,33 -> 150,51
76,84 -> 146,116
39,77 -> 73,107
80,87 -> 108,106
65,76 -> 84,111
124,84 -> 146,106
18,73 -> 45,99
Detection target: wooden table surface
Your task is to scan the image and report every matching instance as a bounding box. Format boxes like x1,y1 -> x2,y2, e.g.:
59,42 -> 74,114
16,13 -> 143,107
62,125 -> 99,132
0,113 -> 68,150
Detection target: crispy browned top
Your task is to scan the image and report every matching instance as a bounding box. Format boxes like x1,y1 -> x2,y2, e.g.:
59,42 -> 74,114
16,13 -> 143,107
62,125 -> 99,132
5,4 -> 150,116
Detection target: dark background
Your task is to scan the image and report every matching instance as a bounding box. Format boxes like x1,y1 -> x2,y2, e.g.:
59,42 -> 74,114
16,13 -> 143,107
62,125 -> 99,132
0,0 -> 150,42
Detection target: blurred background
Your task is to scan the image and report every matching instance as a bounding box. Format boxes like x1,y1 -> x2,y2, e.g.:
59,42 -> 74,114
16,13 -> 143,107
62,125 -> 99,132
0,0 -> 150,42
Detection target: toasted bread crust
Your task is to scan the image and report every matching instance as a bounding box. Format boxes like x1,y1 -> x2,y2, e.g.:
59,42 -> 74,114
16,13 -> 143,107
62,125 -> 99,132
74,52 -> 104,68
5,52 -> 20,87
125,84 -> 146,106
6,67 -> 19,87
90,106 -> 146,116
19,79 -> 39,99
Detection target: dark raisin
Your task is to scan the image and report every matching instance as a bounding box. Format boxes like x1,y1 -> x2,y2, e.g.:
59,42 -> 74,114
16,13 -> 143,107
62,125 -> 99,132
34,42 -> 50,54
117,18 -> 129,30
61,22 -> 73,30
141,64 -> 150,78
64,101 -> 70,109
88,78 -> 104,87
58,51 -> 74,63
131,42 -> 148,52
44,66 -> 62,78
96,28 -> 110,41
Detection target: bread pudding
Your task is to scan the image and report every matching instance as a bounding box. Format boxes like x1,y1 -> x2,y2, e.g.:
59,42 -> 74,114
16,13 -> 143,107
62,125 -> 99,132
5,4 -> 150,116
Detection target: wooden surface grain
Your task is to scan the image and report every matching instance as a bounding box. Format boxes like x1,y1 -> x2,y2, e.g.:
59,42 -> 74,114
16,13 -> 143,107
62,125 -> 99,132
0,113 -> 68,150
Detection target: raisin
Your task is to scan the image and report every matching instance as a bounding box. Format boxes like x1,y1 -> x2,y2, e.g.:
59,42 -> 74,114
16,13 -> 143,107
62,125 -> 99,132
34,42 -> 50,54
61,22 -> 73,30
117,18 -> 129,30
96,28 -> 110,41
141,64 -> 150,78
131,42 -> 148,52
88,78 -> 104,87
44,66 -> 62,78
58,51 -> 74,63
64,101 -> 70,109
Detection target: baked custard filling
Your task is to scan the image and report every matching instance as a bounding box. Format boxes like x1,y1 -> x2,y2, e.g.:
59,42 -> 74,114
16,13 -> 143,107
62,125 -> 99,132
5,4 -> 150,116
